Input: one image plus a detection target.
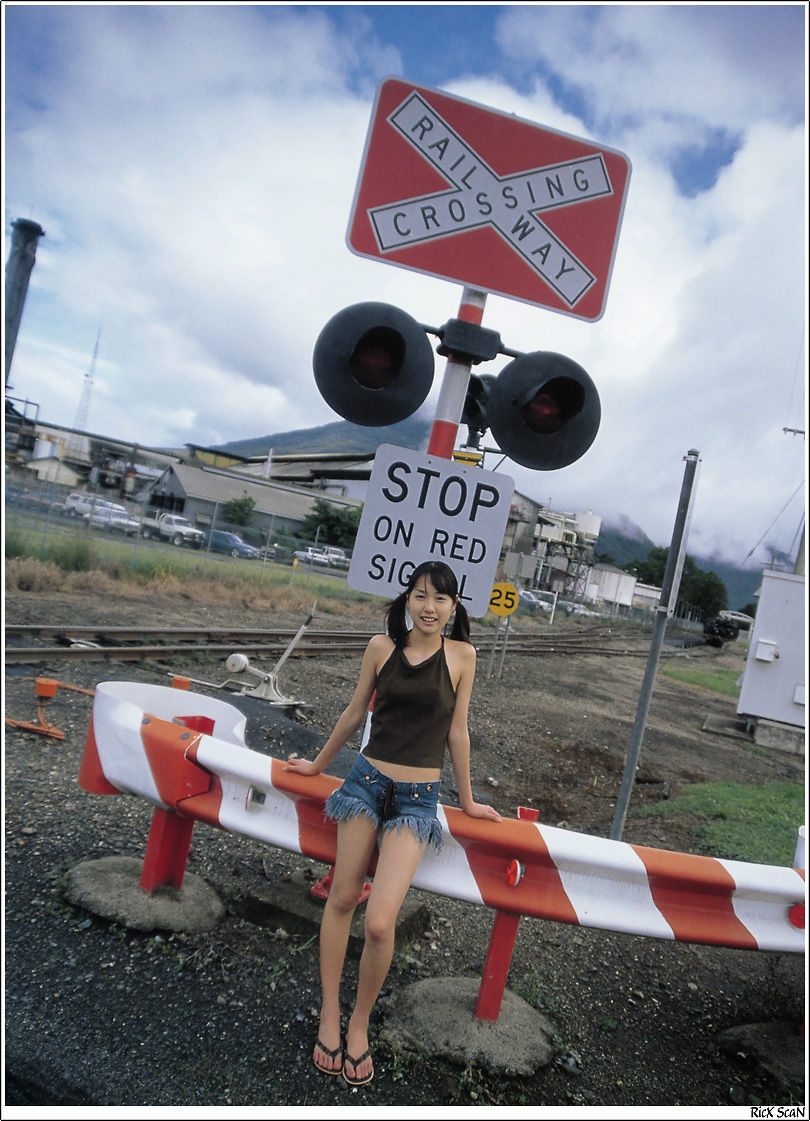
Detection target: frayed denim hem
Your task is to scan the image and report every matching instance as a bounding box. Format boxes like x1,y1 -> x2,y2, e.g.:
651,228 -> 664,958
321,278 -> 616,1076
324,788 -> 380,828
324,789 -> 443,852
381,815 -> 443,853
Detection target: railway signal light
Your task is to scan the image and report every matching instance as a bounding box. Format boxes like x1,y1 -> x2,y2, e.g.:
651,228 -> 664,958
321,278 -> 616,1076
460,372 -> 496,447
487,351 -> 601,470
313,302 -> 435,426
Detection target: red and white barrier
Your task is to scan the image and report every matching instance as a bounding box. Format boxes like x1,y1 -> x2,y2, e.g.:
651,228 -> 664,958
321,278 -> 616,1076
80,681 -> 805,956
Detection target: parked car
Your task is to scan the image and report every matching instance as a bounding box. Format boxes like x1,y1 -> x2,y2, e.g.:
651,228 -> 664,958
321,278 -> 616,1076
320,545 -> 350,570
258,543 -> 288,562
518,588 -> 544,613
5,485 -> 62,514
4,483 -> 28,505
140,511 -> 205,548
64,492 -> 118,519
27,492 -> 66,515
558,600 -> 597,617
532,591 -> 556,613
85,506 -> 140,535
205,530 -> 259,558
293,547 -> 331,566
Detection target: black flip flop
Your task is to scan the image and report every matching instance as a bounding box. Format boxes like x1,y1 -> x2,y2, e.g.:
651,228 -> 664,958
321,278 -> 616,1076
313,1038 -> 343,1076
342,1046 -> 374,1087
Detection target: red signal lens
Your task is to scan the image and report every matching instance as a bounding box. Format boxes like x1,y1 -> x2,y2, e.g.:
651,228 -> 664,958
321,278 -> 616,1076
519,376 -> 586,435
350,327 -> 404,389
521,392 -> 562,434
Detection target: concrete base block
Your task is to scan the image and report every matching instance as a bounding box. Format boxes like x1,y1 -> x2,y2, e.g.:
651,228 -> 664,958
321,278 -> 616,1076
752,718 -> 806,754
64,856 -> 226,933
383,976 -> 556,1077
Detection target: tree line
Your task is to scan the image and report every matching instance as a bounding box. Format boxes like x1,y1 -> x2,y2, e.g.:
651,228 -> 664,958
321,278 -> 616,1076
616,545 -> 730,619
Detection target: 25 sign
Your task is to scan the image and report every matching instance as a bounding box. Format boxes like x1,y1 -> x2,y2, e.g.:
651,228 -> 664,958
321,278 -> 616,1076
489,582 -> 519,617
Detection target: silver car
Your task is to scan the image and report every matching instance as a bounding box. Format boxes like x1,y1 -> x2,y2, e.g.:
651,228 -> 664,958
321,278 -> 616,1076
85,506 -> 140,535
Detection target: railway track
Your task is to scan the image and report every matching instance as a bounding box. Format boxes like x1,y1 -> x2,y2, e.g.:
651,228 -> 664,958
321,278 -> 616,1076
4,623 -> 704,665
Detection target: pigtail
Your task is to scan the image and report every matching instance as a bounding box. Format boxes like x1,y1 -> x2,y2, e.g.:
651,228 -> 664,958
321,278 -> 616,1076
449,601 -> 472,644
385,591 -> 411,648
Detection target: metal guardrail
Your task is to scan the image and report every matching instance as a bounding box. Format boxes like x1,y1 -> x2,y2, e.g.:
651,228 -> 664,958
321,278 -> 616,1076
80,681 -> 805,1006
76,677 -> 806,1022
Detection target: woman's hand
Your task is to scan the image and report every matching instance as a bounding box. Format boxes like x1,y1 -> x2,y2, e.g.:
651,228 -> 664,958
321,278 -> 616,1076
282,755 -> 320,777
463,801 -> 502,822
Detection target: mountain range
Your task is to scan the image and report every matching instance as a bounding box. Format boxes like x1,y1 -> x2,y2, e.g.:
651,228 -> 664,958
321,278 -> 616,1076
220,418 -> 762,610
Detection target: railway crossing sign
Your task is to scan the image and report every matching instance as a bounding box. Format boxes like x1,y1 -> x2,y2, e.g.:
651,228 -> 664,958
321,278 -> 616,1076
347,78 -> 632,321
347,443 -> 514,616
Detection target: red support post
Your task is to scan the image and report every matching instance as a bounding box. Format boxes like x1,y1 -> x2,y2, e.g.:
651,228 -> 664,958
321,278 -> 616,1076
139,807 -> 195,893
474,908 -> 521,1021
137,674 -> 205,893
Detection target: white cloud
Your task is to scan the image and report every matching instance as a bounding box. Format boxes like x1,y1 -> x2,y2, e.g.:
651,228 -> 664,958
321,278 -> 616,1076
4,4 -> 806,570
496,5 -> 804,139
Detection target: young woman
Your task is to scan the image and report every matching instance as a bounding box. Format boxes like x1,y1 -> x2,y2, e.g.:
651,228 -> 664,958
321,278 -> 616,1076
283,559 -> 502,1087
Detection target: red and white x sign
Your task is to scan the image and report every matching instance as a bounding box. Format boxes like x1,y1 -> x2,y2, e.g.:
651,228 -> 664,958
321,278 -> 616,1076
347,79 -> 632,322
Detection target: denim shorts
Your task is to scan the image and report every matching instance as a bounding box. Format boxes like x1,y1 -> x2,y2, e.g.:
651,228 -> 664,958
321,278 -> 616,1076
324,754 -> 443,852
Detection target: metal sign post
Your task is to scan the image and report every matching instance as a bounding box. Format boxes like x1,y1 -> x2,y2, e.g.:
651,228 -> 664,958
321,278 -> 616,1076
340,77 -> 633,1021
610,450 -> 701,841
486,581 -> 519,677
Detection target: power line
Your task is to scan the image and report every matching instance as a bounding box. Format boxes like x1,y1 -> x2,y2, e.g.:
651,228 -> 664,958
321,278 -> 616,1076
737,478 -> 805,569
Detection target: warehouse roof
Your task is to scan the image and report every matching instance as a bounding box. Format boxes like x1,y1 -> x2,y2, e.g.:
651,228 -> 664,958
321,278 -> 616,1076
169,462 -> 360,520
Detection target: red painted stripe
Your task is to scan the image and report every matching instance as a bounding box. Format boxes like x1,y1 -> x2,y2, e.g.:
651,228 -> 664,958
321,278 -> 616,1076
271,759 -> 341,866
632,845 -> 758,949
458,301 -> 485,325
78,717 -> 120,795
427,418 -> 458,458
141,715 -> 214,805
444,812 -> 579,922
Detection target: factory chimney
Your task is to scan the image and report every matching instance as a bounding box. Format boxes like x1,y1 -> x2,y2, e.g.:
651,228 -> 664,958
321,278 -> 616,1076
5,217 -> 46,387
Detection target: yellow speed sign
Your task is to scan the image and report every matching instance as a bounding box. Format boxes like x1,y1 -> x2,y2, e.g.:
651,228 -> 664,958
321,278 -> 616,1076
489,582 -> 519,617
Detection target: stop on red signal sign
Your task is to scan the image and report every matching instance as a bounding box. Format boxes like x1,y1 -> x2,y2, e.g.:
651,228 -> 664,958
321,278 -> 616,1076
347,78 -> 632,322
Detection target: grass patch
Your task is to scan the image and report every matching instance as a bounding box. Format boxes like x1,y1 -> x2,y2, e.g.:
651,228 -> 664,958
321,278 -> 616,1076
5,527 -> 99,572
659,663 -> 741,697
4,521 -> 381,618
636,781 -> 804,866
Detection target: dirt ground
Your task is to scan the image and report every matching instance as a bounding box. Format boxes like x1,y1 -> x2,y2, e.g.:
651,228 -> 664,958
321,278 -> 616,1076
4,582 -> 806,1110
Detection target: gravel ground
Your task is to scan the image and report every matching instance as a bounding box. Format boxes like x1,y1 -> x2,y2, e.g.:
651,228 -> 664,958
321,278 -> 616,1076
4,583 -> 806,1112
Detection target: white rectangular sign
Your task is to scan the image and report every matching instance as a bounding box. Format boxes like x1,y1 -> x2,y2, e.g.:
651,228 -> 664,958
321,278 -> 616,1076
348,444 -> 514,616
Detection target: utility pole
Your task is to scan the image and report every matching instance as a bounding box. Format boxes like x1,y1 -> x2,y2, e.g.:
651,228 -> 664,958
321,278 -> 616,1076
783,427 -> 806,576
610,450 -> 701,841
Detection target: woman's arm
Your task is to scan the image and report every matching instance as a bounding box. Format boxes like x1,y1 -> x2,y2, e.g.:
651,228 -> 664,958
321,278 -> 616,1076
446,644 -> 502,822
283,634 -> 389,776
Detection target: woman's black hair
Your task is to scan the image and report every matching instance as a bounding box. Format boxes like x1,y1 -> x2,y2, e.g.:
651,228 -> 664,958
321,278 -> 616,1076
385,560 -> 472,647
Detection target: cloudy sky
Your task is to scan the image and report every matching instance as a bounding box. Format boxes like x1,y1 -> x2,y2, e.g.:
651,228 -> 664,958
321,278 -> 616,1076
4,3 -> 807,568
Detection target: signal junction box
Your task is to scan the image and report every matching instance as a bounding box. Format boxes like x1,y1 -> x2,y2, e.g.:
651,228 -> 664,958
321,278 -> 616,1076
737,569 -> 805,730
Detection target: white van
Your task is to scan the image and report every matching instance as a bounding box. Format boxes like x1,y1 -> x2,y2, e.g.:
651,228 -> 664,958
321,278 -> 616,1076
64,492 -> 117,518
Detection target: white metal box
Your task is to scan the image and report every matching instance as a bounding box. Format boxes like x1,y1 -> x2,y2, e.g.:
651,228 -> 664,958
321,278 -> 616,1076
737,569 -> 805,728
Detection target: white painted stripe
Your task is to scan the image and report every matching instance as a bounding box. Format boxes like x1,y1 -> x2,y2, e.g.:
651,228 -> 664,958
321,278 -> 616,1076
539,825 -> 676,940
411,804 -> 485,905
719,857 -> 806,952
92,684 -> 162,805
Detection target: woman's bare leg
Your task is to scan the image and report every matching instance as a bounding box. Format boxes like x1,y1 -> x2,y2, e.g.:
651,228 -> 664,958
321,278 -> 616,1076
344,827 -> 427,1082
314,816 -> 378,1072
